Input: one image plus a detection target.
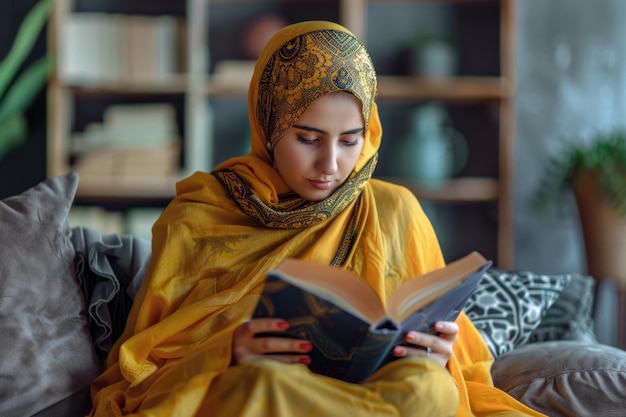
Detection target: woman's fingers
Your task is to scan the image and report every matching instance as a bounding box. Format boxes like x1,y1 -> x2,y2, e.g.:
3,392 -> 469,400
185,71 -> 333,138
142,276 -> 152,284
434,321 -> 459,340
248,334 -> 312,355
237,351 -> 313,366
231,318 -> 312,366
392,321 -> 459,367
246,318 -> 290,335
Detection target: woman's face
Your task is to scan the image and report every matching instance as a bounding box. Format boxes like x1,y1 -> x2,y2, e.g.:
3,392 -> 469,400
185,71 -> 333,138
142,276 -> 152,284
272,92 -> 365,202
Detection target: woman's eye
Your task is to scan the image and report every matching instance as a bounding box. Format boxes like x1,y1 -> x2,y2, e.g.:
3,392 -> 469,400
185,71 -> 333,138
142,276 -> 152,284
297,136 -> 318,145
342,137 -> 361,147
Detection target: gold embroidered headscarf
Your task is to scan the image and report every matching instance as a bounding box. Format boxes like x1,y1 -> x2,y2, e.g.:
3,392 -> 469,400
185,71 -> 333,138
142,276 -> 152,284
258,24 -> 377,149
214,21 -> 382,213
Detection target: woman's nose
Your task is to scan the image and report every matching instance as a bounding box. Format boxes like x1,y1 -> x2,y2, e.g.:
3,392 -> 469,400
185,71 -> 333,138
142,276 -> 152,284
316,145 -> 338,174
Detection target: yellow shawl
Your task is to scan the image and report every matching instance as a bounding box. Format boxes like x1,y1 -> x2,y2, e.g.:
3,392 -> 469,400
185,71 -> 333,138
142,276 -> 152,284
90,21 -> 544,417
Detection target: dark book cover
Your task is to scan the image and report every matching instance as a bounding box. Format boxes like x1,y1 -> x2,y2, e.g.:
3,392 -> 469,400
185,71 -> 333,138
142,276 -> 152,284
252,256 -> 491,383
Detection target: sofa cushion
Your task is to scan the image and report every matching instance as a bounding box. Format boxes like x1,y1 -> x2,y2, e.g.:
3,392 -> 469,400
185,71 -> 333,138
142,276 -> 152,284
527,273 -> 597,344
464,268 -> 571,357
0,173 -> 100,417
492,341 -> 626,417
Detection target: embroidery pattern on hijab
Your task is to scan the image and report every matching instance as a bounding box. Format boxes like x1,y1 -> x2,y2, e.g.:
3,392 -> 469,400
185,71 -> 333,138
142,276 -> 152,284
212,155 -> 376,229
258,29 -> 377,149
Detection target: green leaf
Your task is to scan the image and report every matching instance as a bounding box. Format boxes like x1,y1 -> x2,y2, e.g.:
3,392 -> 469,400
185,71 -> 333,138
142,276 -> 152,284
533,129 -> 626,218
0,113 -> 27,161
0,0 -> 54,97
0,55 -> 53,122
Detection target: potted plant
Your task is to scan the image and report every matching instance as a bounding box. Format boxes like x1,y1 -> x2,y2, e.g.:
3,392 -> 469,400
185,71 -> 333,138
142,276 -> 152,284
534,129 -> 626,348
534,129 -> 626,214
0,0 -> 54,161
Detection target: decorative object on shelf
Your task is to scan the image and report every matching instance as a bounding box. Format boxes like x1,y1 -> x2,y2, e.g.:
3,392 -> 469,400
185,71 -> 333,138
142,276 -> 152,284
214,14 -> 288,86
534,129 -> 626,349
410,34 -> 458,77
399,102 -> 468,188
241,13 -> 288,60
0,0 -> 53,162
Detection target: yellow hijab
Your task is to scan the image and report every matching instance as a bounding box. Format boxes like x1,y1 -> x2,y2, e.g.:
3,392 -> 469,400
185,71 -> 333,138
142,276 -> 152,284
90,21 -> 545,417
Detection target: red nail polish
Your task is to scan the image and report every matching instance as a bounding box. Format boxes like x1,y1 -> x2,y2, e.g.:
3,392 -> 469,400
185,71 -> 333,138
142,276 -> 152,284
276,321 -> 290,329
299,342 -> 312,351
299,357 -> 312,365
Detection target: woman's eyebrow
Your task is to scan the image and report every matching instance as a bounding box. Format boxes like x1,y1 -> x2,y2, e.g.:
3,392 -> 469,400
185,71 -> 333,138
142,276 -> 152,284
293,125 -> 364,135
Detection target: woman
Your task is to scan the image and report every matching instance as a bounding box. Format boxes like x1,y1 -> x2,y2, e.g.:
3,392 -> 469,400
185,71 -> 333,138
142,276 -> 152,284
89,21 -> 545,416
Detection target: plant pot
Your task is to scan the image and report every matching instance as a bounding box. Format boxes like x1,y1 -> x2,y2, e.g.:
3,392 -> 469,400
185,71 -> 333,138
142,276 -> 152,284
573,172 -> 626,348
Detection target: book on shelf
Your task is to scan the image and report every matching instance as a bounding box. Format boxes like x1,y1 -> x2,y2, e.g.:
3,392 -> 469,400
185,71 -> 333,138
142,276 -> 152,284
73,143 -> 180,179
123,15 -> 178,81
252,251 -> 492,383
60,13 -> 178,83
68,206 -> 124,235
212,60 -> 255,86
61,13 -> 123,82
71,103 -> 180,178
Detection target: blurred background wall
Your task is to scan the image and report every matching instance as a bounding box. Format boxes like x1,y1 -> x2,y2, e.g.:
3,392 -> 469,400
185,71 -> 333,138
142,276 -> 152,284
515,0 -> 626,275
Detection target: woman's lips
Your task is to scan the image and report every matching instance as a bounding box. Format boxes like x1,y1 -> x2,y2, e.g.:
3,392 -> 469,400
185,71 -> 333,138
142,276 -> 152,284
309,179 -> 333,190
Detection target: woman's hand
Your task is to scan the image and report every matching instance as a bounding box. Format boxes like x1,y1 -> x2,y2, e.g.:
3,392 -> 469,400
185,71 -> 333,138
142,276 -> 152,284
392,321 -> 459,368
231,318 -> 313,366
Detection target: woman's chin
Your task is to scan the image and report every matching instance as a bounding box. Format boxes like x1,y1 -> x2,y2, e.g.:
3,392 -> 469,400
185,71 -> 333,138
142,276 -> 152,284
298,188 -> 335,202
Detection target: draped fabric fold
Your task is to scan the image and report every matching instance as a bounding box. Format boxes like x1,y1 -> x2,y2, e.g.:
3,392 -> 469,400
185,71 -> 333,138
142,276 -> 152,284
89,21 -> 545,417
71,226 -> 151,363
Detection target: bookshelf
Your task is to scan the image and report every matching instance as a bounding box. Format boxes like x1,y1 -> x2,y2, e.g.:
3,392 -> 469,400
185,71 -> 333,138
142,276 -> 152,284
47,0 -> 516,267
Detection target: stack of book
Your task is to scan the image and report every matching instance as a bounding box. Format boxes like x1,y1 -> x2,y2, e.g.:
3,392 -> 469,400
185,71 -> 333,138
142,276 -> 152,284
71,103 -> 181,181
68,206 -> 125,235
60,13 -> 179,83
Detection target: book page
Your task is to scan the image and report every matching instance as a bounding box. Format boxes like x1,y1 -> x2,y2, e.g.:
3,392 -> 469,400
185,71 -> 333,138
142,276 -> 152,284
272,259 -> 387,325
387,251 -> 489,322
270,251 -> 489,328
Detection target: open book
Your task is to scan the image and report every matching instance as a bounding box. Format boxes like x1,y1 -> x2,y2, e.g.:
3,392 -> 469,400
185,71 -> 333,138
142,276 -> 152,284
252,251 -> 491,383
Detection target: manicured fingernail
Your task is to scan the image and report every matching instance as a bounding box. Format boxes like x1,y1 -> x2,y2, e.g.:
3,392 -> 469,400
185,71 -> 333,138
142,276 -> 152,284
299,357 -> 312,365
405,331 -> 417,342
394,346 -> 406,357
276,321 -> 290,329
299,342 -> 312,351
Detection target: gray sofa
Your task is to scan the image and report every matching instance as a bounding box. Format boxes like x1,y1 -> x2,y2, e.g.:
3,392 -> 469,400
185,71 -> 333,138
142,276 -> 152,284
1,172 -> 625,417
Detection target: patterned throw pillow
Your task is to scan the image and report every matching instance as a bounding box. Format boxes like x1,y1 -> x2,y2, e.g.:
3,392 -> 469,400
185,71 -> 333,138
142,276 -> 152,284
464,268 -> 572,357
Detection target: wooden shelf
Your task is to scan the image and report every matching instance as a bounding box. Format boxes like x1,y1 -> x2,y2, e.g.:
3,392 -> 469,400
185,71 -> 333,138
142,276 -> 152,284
378,177 -> 499,202
377,76 -> 511,101
74,174 -> 179,200
60,75 -> 188,96
206,78 -> 249,99
73,176 -> 499,204
58,74 -> 513,103
204,75 -> 511,101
